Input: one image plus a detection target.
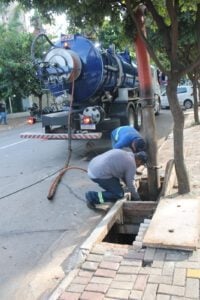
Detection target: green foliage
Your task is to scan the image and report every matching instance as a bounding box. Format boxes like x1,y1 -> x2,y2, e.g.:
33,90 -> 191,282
98,19 -> 132,52
0,24 -> 43,109
1,0 -> 200,83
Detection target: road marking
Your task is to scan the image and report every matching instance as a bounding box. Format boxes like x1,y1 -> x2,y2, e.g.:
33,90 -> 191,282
0,139 -> 29,150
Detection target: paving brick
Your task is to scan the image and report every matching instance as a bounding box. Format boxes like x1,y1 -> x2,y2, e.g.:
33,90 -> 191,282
115,274 -> 137,282
162,261 -> 175,276
148,274 -> 172,284
175,261 -> 200,269
103,254 -> 123,262
165,250 -> 189,261
121,259 -> 142,267
81,261 -> 99,271
187,268 -> 200,278
158,284 -> 185,297
156,295 -> 170,300
59,291 -> 81,300
171,297 -> 195,300
143,247 -> 156,263
188,249 -> 200,262
106,288 -> 130,299
91,244 -> 109,254
139,267 -> 162,275
118,266 -> 140,274
72,275 -> 90,285
132,241 -> 143,250
152,260 -> 164,268
133,274 -> 148,291
135,236 -> 143,242
110,280 -> 134,290
99,260 -> 119,270
173,268 -> 186,286
94,268 -> 116,278
144,218 -> 151,224
86,253 -> 103,262
90,276 -> 112,285
80,291 -> 104,300
111,245 -> 131,255
78,270 -> 93,278
123,250 -> 144,260
67,283 -> 85,293
142,283 -> 158,300
185,278 -> 199,299
129,289 -> 143,299
154,249 -> 166,261
140,223 -> 149,228
85,282 -> 109,293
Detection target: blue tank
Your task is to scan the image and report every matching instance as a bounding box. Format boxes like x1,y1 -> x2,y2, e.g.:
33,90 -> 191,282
38,34 -> 136,103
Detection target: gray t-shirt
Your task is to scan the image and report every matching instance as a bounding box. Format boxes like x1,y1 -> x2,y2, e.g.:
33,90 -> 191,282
88,149 -> 139,199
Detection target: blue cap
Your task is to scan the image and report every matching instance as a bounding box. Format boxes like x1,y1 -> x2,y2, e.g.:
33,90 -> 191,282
134,138 -> 146,152
135,151 -> 148,164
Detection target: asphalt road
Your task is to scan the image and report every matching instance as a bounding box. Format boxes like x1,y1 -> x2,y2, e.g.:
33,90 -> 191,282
0,109 -> 173,300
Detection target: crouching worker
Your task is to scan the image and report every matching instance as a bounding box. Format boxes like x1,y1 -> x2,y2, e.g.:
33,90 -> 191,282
111,126 -> 146,153
85,149 -> 148,209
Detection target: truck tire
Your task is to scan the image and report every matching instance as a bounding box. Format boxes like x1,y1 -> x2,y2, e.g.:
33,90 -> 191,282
127,103 -> 143,130
184,99 -> 193,109
136,105 -> 143,131
45,125 -> 51,133
154,95 -> 161,115
97,118 -> 120,131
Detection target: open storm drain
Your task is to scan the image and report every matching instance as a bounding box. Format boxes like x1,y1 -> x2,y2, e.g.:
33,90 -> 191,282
102,201 -> 157,246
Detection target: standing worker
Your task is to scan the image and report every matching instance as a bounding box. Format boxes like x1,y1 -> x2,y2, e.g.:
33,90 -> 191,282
111,125 -> 146,153
85,149 -> 148,209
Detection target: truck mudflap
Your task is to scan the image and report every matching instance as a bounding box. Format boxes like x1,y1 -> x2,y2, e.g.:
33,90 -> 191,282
20,132 -> 102,140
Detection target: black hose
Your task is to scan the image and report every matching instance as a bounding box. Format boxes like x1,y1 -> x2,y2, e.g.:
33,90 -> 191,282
31,32 -> 56,63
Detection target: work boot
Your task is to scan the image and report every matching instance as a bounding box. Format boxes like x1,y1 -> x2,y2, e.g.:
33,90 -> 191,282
85,192 -> 97,210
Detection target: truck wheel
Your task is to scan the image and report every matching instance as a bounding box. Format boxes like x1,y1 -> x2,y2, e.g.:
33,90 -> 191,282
154,96 -> 161,115
97,118 -> 120,131
184,99 -> 193,109
128,104 -> 138,128
45,125 -> 51,133
136,105 -> 143,131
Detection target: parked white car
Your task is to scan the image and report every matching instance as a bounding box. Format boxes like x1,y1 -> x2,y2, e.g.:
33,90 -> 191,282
161,85 -> 195,109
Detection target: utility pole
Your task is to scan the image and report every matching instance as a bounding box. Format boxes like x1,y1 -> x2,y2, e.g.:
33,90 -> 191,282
134,6 -> 160,200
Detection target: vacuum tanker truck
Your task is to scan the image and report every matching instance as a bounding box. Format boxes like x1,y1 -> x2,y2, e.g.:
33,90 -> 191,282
22,33 -> 160,140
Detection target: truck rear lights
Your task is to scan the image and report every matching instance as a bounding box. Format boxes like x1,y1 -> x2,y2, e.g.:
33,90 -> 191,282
82,115 -> 92,124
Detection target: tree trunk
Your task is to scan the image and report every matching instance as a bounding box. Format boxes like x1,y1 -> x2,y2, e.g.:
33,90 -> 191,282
166,79 -> 190,194
192,78 -> 200,124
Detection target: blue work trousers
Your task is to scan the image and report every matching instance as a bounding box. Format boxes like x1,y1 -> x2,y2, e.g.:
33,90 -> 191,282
90,177 -> 124,203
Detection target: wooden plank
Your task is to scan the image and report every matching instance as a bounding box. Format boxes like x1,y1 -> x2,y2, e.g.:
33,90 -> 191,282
80,199 -> 125,251
123,201 -> 157,217
143,198 -> 200,250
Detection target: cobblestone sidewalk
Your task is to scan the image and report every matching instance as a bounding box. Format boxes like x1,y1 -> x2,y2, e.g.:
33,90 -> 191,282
51,112 -> 200,300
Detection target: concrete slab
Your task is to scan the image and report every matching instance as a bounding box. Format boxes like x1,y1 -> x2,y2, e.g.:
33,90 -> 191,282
143,198 -> 200,250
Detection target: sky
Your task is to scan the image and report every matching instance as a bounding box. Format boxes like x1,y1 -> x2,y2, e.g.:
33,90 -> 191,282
25,11 -> 69,37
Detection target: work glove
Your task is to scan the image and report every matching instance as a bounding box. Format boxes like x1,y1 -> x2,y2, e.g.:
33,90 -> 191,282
124,192 -> 131,201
